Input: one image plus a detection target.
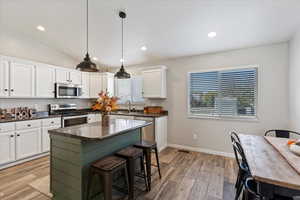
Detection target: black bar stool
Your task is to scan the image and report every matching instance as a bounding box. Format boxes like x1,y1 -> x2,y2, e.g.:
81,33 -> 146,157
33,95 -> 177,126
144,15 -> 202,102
134,140 -> 162,191
116,146 -> 148,200
86,156 -> 129,200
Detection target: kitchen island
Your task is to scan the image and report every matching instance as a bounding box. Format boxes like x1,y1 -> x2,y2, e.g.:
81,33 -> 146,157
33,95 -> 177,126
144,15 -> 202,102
48,118 -> 152,200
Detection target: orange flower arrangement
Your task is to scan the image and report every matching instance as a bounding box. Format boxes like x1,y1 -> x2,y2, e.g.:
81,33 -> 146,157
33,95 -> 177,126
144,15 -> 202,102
91,91 -> 119,113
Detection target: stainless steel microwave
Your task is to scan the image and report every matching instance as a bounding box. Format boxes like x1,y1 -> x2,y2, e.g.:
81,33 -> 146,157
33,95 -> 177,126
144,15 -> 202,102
55,83 -> 82,98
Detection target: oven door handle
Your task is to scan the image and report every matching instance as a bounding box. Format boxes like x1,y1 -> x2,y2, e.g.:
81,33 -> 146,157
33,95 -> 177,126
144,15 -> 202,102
63,115 -> 88,120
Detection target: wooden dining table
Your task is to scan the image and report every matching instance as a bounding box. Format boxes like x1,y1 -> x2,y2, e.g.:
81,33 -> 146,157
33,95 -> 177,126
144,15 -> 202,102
239,134 -> 300,199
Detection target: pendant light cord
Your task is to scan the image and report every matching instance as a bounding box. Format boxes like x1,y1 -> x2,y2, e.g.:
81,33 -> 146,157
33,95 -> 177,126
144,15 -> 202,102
121,16 -> 124,66
86,0 -> 89,54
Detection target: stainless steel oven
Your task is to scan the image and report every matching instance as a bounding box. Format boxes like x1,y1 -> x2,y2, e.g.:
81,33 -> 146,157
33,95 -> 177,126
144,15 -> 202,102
62,114 -> 88,127
55,83 -> 82,99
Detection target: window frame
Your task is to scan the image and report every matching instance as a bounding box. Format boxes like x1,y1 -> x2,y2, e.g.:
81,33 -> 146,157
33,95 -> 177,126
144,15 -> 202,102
187,65 -> 259,121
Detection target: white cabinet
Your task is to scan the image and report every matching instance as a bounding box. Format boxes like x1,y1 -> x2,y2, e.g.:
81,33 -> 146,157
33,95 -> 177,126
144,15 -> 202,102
81,72 -> 90,98
55,68 -> 69,84
155,116 -> 168,152
0,132 -> 15,165
56,68 -> 82,85
142,66 -> 167,98
10,62 -> 35,97
70,70 -> 82,85
35,64 -> 55,98
15,128 -> 41,160
102,72 -> 114,96
0,58 -> 10,97
90,73 -> 102,98
41,118 -> 61,152
42,125 -> 60,152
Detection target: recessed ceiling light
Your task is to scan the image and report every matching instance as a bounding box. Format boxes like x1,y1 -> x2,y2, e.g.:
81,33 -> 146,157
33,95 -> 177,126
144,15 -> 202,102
120,58 -> 124,62
141,46 -> 147,51
208,32 -> 217,38
36,25 -> 46,32
92,57 -> 98,61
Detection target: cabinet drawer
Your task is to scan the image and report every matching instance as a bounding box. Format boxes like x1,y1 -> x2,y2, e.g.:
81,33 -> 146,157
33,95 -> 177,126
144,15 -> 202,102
16,120 -> 41,130
42,118 -> 61,127
0,123 -> 15,133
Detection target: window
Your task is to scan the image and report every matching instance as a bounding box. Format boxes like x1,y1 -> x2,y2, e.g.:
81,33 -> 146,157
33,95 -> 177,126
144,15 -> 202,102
188,67 -> 258,119
115,76 -> 144,104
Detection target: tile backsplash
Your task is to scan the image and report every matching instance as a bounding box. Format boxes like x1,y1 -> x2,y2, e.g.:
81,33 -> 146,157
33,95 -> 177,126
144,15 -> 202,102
0,99 -> 92,111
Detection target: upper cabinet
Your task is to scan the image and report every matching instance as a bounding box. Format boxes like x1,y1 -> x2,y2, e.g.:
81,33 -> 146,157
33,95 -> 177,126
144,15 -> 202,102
102,72 -> 114,96
56,68 -> 82,85
35,64 -> 55,98
81,72 -> 90,98
10,61 -> 35,98
142,66 -> 167,98
0,58 -> 10,97
90,73 -> 102,98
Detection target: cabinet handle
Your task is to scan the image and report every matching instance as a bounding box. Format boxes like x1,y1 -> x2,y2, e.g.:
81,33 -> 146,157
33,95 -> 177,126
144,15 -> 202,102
17,134 -> 20,137
11,89 -> 14,92
51,121 -> 54,124
10,135 -> 14,138
27,124 -> 31,127
4,89 -> 8,92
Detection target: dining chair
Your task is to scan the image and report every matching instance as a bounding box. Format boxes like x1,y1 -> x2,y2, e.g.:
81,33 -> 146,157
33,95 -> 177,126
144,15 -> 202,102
242,177 -> 262,200
264,130 -> 300,138
232,138 -> 251,200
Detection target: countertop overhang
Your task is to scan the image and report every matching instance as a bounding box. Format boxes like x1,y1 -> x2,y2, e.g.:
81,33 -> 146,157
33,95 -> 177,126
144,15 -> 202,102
48,118 -> 152,141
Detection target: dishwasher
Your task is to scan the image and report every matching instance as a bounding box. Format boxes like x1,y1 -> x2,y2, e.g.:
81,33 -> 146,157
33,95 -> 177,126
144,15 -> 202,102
134,117 -> 155,142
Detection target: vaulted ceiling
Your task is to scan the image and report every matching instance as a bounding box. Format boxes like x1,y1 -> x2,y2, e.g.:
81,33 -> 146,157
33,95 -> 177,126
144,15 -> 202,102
1,0 -> 300,67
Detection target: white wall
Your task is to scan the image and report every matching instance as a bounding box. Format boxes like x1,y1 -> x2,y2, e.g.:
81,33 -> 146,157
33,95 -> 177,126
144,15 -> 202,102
289,29 -> 300,131
129,43 -> 290,153
0,28 -> 78,68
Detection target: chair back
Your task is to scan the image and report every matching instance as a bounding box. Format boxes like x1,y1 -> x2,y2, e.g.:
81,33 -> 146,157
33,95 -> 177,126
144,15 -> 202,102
232,140 -> 250,172
230,131 -> 241,143
244,177 -> 262,200
265,130 -> 300,138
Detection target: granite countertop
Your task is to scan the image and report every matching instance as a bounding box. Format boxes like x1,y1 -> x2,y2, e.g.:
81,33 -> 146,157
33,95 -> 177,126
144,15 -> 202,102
48,118 -> 152,141
81,109 -> 168,118
0,114 -> 61,123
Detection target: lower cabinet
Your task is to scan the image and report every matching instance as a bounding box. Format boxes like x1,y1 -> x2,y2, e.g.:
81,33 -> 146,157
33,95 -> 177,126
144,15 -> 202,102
0,132 -> 16,165
155,116 -> 168,152
42,125 -> 60,152
15,128 -> 41,160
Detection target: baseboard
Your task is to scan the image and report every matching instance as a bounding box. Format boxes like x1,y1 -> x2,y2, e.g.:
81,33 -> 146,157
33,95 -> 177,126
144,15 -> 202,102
0,152 -> 49,170
167,143 -> 234,158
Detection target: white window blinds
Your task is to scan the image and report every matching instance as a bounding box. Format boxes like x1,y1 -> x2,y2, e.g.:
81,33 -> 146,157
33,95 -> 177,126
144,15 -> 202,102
188,67 -> 257,118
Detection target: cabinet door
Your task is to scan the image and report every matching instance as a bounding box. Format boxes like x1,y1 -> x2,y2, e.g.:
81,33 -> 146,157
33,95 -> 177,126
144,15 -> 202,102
102,73 -> 114,96
142,70 -> 162,98
36,65 -> 55,98
81,72 -> 90,98
70,70 -> 82,85
42,125 -> 60,152
90,73 -> 102,98
155,116 -> 168,152
16,128 -> 41,160
56,68 -> 69,83
10,62 -> 35,97
0,132 -> 16,165
0,59 -> 10,97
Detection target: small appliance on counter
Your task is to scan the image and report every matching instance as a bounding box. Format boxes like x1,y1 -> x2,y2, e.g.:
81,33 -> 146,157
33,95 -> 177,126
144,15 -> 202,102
49,104 -> 89,127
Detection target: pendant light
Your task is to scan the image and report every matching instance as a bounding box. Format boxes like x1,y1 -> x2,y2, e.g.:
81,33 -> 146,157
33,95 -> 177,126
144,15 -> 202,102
76,0 -> 98,72
115,11 -> 131,79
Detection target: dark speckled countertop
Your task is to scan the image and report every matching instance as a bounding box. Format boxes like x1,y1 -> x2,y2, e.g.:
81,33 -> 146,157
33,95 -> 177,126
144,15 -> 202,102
48,118 -> 152,141
82,109 -> 168,118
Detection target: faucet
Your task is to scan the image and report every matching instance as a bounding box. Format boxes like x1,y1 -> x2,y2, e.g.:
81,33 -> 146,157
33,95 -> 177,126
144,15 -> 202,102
126,100 -> 132,112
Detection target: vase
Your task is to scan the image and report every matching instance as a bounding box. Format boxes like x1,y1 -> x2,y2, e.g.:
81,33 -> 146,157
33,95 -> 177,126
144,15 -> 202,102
101,113 -> 109,126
